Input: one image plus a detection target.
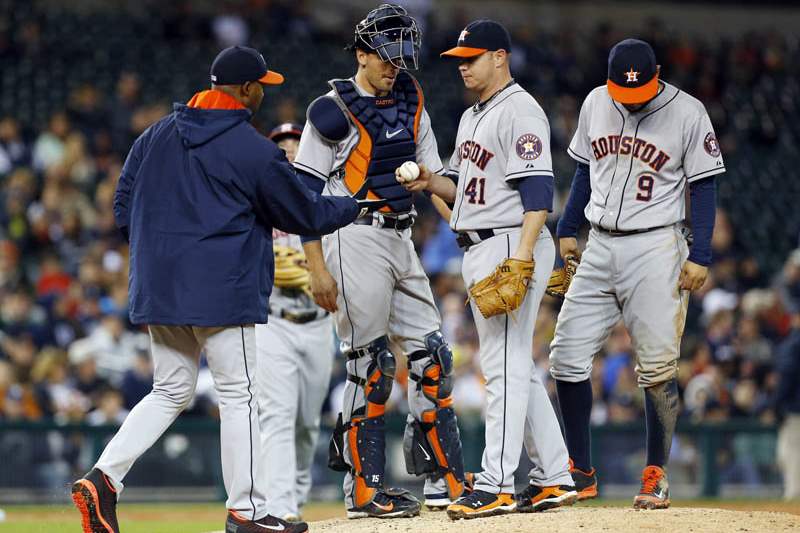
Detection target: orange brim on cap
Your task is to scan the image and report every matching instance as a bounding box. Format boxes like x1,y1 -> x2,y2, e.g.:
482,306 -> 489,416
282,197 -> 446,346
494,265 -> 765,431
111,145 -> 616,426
607,74 -> 659,104
440,46 -> 487,58
258,70 -> 284,85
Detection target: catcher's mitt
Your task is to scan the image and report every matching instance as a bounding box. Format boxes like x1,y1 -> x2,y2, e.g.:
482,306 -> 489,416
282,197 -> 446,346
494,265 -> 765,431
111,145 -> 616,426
546,255 -> 579,299
468,258 -> 534,318
273,245 -> 310,293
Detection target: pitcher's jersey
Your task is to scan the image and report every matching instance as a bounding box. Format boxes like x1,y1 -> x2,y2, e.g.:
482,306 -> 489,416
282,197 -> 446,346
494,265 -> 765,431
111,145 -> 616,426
568,81 -> 725,232
270,230 -> 318,313
449,83 -> 554,232
294,78 -> 444,199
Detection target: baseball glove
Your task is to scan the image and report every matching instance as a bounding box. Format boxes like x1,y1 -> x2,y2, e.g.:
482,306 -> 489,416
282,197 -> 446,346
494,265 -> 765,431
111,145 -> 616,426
273,245 -> 310,293
546,255 -> 579,299
468,258 -> 534,318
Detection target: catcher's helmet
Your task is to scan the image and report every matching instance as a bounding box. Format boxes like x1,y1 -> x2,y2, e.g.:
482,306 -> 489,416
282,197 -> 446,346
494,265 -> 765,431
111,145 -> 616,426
352,3 -> 421,70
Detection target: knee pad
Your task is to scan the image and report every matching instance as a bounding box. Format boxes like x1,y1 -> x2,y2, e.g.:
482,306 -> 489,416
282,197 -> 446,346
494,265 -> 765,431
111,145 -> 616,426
356,336 -> 395,415
411,330 -> 455,403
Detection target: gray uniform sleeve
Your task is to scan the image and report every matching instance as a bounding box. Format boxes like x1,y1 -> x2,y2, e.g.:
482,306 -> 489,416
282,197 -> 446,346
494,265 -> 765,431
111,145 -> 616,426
567,95 -> 592,164
683,111 -> 725,182
293,123 -> 336,181
505,114 -> 554,181
416,107 -> 445,174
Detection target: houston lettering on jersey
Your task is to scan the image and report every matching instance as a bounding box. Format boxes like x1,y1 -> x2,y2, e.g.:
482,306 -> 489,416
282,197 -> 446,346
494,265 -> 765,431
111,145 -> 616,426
458,140 -> 495,171
591,135 -> 670,172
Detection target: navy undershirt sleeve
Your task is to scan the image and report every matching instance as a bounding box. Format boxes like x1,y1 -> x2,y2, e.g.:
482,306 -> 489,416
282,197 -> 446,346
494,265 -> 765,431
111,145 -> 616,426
556,162 -> 591,238
297,169 -> 327,244
687,175 -> 717,266
514,175 -> 554,212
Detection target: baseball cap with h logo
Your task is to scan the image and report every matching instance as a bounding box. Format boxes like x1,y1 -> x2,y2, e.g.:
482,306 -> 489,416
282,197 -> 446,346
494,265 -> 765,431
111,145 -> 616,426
607,39 -> 659,104
440,19 -> 512,58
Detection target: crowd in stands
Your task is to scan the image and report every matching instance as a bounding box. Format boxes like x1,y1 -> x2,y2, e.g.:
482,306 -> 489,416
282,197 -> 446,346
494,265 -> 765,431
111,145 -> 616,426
1,4 -> 799,490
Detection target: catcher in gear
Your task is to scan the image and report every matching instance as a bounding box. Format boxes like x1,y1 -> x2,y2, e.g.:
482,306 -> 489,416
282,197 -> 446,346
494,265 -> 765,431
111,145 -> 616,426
293,4 -> 470,519
256,123 -> 337,523
401,19 -> 576,520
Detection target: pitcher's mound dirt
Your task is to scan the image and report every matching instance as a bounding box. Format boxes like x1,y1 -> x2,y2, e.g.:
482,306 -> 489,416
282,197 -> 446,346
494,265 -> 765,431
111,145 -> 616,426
306,506 -> 800,533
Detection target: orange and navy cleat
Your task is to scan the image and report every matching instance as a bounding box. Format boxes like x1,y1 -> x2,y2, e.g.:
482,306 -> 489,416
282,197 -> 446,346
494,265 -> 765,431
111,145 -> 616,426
446,490 -> 516,520
633,465 -> 670,510
515,484 -> 578,512
71,468 -> 119,533
346,488 -> 421,519
226,511 -> 308,533
569,459 -> 599,501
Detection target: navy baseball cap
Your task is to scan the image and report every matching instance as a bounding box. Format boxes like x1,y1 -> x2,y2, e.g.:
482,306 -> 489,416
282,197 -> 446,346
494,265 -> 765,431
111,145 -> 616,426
607,39 -> 658,104
268,122 -> 303,142
441,19 -> 511,58
210,45 -> 284,86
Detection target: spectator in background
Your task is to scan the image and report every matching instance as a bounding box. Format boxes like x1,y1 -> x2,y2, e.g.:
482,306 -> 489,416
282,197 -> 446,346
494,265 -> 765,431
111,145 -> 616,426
32,112 -> 71,173
110,72 -> 142,154
66,312 -> 147,387
86,388 -> 129,426
0,117 -> 29,175
120,349 -> 152,410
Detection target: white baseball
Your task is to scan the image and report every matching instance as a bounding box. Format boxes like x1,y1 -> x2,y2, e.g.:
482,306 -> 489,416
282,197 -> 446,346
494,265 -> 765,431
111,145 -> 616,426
397,161 -> 420,183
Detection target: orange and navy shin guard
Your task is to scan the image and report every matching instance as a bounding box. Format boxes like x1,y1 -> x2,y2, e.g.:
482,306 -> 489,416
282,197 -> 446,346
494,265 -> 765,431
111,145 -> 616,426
345,338 -> 396,507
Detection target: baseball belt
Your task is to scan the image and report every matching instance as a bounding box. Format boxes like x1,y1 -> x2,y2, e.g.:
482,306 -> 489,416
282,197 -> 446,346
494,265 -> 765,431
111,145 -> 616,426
455,226 -> 521,250
353,212 -> 415,230
591,223 -> 671,237
268,304 -> 327,324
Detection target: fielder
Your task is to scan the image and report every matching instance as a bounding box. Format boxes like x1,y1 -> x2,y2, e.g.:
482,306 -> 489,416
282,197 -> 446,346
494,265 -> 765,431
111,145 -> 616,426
549,38 -> 724,509
256,123 -> 335,522
403,19 -> 577,520
294,4 -> 469,519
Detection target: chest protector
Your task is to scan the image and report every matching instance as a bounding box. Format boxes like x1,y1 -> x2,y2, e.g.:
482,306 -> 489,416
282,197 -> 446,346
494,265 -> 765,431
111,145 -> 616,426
330,71 -> 423,213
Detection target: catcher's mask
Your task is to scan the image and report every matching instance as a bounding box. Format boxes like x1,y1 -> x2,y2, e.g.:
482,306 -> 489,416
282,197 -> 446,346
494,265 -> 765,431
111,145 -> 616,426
352,3 -> 421,70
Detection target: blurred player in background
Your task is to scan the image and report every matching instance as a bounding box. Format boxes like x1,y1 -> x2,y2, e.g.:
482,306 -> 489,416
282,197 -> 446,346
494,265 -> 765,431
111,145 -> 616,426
257,123 -> 335,522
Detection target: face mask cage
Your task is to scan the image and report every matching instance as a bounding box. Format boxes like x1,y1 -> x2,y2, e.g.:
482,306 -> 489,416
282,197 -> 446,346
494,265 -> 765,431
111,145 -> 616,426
354,5 -> 421,70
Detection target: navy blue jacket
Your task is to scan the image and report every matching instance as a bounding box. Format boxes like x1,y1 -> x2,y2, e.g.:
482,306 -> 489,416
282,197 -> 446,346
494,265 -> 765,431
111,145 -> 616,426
114,90 -> 358,326
776,328 -> 800,416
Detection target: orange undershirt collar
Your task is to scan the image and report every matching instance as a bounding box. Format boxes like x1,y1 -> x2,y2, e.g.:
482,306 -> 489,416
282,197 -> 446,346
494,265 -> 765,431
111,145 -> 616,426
186,89 -> 246,110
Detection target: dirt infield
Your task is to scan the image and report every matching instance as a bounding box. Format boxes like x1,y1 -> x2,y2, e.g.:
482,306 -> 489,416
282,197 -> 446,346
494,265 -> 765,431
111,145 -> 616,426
300,507 -> 800,533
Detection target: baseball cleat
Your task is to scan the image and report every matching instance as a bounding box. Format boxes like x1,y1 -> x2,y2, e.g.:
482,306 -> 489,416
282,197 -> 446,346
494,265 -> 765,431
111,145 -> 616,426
71,468 -> 119,533
346,488 -> 421,519
446,490 -> 516,520
633,465 -> 670,510
226,511 -> 308,533
569,459 -> 599,501
515,484 -> 578,513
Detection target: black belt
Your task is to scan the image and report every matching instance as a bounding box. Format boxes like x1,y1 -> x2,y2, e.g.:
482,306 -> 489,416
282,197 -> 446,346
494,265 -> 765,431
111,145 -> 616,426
592,224 -> 670,237
353,213 -> 415,230
269,306 -> 326,324
456,228 -> 519,250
